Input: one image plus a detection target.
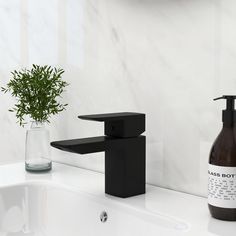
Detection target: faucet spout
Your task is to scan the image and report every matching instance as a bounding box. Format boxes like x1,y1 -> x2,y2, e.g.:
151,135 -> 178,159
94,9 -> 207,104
51,136 -> 110,154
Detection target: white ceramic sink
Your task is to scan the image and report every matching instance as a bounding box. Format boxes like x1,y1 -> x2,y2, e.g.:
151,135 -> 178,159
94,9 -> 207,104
0,182 -> 188,236
0,163 -> 235,236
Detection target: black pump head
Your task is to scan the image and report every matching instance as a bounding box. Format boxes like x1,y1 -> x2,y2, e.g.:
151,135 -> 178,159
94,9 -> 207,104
214,95 -> 236,127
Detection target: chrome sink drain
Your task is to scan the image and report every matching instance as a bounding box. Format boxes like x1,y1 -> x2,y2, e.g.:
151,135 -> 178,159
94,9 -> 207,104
100,211 -> 108,223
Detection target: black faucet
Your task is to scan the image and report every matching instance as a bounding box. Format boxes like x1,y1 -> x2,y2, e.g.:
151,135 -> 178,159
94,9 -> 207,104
51,112 -> 146,198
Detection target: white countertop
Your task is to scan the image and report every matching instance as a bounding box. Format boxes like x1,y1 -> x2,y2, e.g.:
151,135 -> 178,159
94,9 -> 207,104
0,162 -> 235,236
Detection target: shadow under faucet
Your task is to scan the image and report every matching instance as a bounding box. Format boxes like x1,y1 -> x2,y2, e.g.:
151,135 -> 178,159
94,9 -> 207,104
51,112 -> 146,198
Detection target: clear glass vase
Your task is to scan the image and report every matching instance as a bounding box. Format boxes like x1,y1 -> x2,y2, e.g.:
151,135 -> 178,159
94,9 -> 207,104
25,121 -> 52,172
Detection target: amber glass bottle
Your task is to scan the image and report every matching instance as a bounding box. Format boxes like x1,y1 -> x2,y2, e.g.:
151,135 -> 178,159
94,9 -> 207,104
208,95 -> 236,221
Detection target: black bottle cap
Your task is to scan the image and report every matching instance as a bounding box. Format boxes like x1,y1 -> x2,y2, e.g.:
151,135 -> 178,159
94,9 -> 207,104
214,95 -> 236,127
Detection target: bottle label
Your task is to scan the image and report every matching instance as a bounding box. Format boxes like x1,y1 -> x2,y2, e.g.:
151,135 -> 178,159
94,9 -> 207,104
208,164 -> 236,208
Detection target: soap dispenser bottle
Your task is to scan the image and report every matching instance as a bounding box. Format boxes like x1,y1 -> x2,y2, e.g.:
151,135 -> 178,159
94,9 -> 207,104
208,95 -> 236,221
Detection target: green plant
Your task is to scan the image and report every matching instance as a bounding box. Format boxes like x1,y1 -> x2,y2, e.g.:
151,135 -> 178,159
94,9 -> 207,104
1,64 -> 68,126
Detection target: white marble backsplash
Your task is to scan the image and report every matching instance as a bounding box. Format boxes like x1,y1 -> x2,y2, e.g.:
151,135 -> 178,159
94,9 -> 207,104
0,0 -> 232,197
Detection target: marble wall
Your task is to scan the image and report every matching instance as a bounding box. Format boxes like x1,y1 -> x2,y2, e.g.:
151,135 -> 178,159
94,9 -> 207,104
0,0 -> 233,197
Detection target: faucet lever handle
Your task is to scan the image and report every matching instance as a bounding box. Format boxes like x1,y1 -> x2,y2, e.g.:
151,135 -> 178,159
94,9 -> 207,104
78,112 -> 145,138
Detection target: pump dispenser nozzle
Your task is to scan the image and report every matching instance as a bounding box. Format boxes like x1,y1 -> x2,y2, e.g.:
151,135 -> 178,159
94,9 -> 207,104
214,95 -> 236,127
